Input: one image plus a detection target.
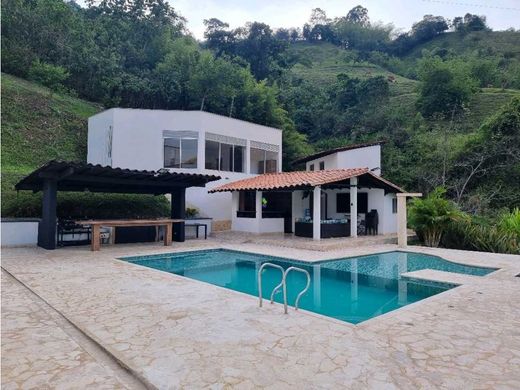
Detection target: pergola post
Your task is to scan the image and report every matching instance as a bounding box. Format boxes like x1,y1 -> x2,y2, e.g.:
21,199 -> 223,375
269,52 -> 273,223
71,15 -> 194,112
171,188 -> 186,242
255,191 -> 262,222
38,179 -> 57,250
350,177 -> 358,238
397,193 -> 422,248
312,186 -> 321,240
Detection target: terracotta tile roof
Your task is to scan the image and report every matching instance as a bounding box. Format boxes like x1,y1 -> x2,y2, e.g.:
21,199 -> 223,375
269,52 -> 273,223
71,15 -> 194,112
209,168 -> 404,193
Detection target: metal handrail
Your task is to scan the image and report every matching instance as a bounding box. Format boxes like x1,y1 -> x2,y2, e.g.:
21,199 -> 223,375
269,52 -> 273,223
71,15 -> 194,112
258,262 -> 286,312
284,267 -> 311,311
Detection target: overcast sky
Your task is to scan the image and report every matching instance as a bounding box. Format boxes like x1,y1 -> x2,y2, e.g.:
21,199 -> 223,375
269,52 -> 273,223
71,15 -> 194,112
172,0 -> 520,39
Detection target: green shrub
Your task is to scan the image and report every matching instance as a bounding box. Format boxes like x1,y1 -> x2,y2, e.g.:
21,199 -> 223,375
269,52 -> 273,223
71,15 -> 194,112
27,60 -> 69,92
186,207 -> 199,218
408,187 -> 464,247
498,208 -> 520,240
443,216 -> 520,254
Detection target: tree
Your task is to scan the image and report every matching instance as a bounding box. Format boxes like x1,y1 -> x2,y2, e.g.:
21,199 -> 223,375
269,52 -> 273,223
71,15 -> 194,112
27,60 -> 70,92
309,8 -> 329,28
454,13 -> 489,33
416,56 -> 477,118
410,15 -> 449,44
346,5 -> 370,27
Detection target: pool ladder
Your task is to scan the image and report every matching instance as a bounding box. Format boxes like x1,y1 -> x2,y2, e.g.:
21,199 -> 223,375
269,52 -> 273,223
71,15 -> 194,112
257,263 -> 311,314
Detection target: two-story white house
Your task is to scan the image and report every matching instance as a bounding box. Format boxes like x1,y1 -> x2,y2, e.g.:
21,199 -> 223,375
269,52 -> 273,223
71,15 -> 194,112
87,109 -> 282,231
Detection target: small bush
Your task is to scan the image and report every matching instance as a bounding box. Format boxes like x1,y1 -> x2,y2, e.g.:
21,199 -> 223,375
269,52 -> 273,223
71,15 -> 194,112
498,208 -> 520,240
408,187 -> 464,247
443,216 -> 520,254
27,60 -> 69,92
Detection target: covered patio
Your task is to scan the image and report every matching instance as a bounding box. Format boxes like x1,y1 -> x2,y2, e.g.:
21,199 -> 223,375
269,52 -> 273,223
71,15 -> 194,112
210,168 -> 411,241
15,160 -> 220,250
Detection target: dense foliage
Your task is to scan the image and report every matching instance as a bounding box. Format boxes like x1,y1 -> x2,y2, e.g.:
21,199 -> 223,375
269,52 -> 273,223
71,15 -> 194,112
1,0 -> 520,231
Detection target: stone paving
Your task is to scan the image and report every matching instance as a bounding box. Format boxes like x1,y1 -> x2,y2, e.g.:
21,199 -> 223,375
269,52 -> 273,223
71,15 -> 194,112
1,240 -> 520,389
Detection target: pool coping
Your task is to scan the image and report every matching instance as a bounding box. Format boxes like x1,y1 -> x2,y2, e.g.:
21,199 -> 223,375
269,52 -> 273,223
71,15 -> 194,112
116,246 -> 500,329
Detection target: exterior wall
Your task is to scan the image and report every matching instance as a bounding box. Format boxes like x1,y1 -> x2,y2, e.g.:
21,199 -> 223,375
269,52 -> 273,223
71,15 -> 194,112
87,110 -> 114,166
305,153 -> 338,171
305,145 -> 381,175
1,219 -> 39,247
382,194 -> 398,234
88,109 -> 282,225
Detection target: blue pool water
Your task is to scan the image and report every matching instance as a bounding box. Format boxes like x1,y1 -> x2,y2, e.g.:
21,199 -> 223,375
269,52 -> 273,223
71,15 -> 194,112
123,250 -> 495,324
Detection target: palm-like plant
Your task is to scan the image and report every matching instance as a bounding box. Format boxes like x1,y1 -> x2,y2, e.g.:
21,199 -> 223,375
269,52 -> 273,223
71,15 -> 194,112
408,187 -> 464,247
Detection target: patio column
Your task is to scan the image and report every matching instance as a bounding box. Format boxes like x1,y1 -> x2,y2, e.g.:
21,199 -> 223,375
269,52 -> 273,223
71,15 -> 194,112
397,193 -> 422,248
313,186 -> 321,240
38,179 -> 57,250
350,177 -> 358,238
171,188 -> 186,242
256,190 -> 262,223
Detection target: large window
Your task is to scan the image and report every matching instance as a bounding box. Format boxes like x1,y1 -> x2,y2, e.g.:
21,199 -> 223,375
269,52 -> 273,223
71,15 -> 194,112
164,136 -> 198,168
250,148 -> 278,174
204,140 -> 245,172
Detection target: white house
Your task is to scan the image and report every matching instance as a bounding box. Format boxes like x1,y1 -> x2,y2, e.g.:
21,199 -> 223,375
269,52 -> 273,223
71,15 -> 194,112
210,142 -> 402,239
88,109 -> 282,231
88,109 -> 404,240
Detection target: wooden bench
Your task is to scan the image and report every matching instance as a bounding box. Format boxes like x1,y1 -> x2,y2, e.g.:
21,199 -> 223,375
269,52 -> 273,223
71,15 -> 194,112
76,219 -> 184,251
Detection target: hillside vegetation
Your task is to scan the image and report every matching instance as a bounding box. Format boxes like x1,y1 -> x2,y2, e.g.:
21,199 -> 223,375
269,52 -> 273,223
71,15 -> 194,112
1,0 -> 519,217
1,74 -> 169,218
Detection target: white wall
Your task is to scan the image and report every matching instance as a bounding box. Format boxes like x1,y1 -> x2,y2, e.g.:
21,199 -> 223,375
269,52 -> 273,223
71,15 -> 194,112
305,145 -> 381,175
305,153 -> 338,171
1,220 -> 39,247
87,110 -> 114,166
336,145 -> 381,175
88,109 -> 283,223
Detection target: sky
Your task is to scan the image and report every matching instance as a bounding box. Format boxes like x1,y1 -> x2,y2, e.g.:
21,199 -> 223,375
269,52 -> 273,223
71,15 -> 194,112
172,0 -> 520,39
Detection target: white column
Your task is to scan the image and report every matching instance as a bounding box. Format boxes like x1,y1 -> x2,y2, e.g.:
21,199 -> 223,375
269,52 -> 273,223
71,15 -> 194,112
231,191 -> 239,230
313,186 -> 321,240
397,194 -> 407,248
350,177 -> 358,238
256,191 -> 262,221
291,191 -> 299,233
198,132 -> 205,171
245,140 -> 251,174
397,193 -> 422,248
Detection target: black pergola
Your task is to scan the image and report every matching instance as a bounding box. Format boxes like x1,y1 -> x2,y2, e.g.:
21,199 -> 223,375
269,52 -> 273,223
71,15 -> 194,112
15,160 -> 221,250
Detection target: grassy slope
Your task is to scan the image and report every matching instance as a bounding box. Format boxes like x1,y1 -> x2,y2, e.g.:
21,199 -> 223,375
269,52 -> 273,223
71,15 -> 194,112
1,73 -> 102,216
289,41 -> 418,96
1,73 -> 170,218
403,30 -> 520,61
288,41 -> 519,134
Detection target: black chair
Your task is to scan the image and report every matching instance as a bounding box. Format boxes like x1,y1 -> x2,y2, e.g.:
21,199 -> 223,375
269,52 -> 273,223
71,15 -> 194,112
57,219 -> 92,247
365,210 -> 379,235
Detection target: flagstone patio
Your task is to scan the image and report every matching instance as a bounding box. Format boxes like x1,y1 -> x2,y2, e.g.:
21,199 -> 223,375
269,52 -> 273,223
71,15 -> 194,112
1,241 -> 520,389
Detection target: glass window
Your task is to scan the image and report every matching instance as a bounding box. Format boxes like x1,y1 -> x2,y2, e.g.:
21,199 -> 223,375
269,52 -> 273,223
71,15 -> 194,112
265,151 -> 278,173
319,161 -> 325,170
181,138 -> 198,168
220,143 -> 233,172
164,136 -> 197,169
164,138 -> 181,168
250,147 -> 265,174
233,145 -> 245,173
392,197 -> 398,214
309,164 -> 314,171
205,140 -> 219,170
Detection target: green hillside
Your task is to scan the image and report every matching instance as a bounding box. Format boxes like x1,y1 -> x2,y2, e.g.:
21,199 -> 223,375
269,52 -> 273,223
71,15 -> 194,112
289,42 -> 418,95
1,73 -> 168,218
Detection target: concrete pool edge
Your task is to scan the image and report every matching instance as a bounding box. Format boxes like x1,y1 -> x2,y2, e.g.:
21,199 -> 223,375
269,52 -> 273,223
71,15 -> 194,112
5,242 -> 520,388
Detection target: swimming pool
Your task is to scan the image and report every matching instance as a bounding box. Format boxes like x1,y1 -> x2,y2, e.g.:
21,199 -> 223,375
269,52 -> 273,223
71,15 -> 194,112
123,250 -> 495,324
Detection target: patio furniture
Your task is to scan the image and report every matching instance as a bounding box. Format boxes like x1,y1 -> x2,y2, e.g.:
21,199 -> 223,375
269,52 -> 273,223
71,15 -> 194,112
186,223 -> 207,239
365,210 -> 379,235
76,219 -> 184,251
57,219 -> 92,247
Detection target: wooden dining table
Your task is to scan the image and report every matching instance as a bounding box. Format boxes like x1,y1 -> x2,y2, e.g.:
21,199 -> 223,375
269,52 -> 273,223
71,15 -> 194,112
75,219 -> 184,251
